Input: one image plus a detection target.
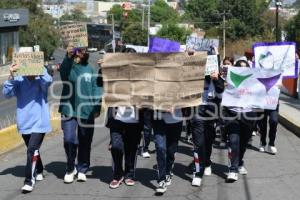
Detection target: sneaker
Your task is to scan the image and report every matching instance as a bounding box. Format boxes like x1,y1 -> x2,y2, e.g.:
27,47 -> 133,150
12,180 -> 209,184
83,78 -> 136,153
109,177 -> 124,189
142,151 -> 151,158
252,131 -> 257,136
156,180 -> 167,194
191,173 -> 202,187
165,175 -> 172,186
259,145 -> 266,152
21,184 -> 34,193
204,166 -> 212,176
124,178 -> 135,186
227,172 -> 238,182
36,173 -> 44,181
267,145 -> 277,154
77,172 -> 87,182
64,168 -> 77,183
238,166 -> 248,175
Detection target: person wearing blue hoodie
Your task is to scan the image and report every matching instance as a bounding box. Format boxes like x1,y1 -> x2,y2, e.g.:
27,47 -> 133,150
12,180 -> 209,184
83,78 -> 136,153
2,64 -> 52,193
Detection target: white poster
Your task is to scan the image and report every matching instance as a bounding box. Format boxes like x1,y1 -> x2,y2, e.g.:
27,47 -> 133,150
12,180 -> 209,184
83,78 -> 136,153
253,42 -> 297,78
221,67 -> 282,110
205,55 -> 219,75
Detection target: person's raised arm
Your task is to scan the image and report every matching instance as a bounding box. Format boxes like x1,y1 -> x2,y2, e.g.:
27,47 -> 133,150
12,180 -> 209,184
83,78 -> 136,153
2,64 -> 20,98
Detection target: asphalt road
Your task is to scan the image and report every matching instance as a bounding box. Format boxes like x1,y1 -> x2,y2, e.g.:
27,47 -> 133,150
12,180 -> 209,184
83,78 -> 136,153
0,121 -> 300,200
0,49 -> 103,129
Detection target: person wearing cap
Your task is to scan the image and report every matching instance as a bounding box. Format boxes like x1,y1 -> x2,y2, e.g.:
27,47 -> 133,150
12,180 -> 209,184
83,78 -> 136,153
59,46 -> 101,183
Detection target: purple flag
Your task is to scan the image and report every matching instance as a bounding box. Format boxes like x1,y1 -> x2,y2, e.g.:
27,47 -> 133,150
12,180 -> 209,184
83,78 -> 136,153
257,73 -> 282,92
148,37 -> 180,53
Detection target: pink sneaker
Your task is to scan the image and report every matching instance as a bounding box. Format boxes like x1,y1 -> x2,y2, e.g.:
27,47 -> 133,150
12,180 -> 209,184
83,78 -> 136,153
109,177 -> 124,189
124,178 -> 135,186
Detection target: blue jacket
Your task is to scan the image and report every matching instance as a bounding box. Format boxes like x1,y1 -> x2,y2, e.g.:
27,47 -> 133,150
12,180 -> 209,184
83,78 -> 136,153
2,70 -> 52,134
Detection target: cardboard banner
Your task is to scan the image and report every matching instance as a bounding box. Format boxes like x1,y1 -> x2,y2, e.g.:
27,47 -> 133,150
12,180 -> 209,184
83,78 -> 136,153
13,52 -> 44,76
60,23 -> 88,48
253,42 -> 297,78
205,55 -> 219,75
186,36 -> 219,51
102,52 -> 207,110
148,37 -> 181,53
221,67 -> 282,110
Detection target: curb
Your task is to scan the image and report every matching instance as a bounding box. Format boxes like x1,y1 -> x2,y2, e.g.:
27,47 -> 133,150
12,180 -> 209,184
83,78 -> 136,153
279,112 -> 300,139
0,118 -> 61,155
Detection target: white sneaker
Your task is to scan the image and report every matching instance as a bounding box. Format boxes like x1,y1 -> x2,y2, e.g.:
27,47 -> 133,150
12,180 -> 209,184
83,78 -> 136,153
227,172 -> 238,182
64,168 -> 77,183
192,173 -> 202,187
36,173 -> 44,181
204,166 -> 212,176
156,180 -> 167,194
252,131 -> 257,136
77,172 -> 87,182
21,184 -> 34,193
142,151 -> 151,158
267,145 -> 277,154
238,166 -> 248,175
259,145 -> 266,152
165,175 -> 172,186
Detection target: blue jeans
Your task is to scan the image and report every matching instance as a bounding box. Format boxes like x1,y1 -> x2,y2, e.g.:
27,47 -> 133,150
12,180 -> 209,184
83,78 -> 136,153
61,116 -> 94,173
153,120 -> 182,182
110,119 -> 142,180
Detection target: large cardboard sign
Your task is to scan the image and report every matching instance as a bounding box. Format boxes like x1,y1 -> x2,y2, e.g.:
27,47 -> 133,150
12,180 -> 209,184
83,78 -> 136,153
60,23 -> 88,48
102,52 -> 208,110
13,52 -> 44,76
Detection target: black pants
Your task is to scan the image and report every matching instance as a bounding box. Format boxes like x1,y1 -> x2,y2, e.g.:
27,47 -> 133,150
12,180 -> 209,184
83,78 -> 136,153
191,105 -> 217,177
143,108 -> 153,152
258,106 -> 279,146
224,110 -> 257,172
61,116 -> 95,173
22,133 -> 45,186
110,120 -> 142,180
153,120 -> 182,182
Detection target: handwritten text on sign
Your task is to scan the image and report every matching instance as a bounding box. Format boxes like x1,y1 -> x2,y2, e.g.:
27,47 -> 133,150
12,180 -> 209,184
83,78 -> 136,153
13,52 -> 44,76
60,23 -> 88,48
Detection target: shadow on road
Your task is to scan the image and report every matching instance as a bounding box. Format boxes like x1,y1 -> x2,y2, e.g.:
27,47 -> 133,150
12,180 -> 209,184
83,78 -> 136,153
45,161 -> 66,179
0,165 -> 24,177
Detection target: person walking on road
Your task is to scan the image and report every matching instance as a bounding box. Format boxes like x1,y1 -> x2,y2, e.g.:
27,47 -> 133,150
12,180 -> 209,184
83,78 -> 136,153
59,46 -> 101,184
2,64 -> 52,193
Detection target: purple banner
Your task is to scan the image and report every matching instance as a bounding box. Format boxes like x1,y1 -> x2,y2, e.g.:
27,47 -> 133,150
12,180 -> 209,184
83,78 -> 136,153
148,37 -> 180,53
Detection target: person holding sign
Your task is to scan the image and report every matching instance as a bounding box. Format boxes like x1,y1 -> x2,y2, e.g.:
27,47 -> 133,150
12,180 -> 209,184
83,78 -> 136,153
190,47 -> 225,187
2,64 -> 52,193
59,46 -> 101,183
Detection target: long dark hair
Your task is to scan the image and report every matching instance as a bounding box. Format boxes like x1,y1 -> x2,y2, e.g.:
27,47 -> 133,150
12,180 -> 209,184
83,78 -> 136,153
73,48 -> 89,66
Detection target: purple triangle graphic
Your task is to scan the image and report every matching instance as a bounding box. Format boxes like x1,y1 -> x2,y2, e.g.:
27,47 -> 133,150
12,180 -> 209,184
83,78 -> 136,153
257,74 -> 281,92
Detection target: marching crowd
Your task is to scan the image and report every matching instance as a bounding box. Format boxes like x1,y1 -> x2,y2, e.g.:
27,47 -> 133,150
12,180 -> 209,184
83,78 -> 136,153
2,43 -> 281,195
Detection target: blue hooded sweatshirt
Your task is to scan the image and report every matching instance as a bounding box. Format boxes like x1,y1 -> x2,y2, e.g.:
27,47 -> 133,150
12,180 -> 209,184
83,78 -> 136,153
2,69 -> 52,135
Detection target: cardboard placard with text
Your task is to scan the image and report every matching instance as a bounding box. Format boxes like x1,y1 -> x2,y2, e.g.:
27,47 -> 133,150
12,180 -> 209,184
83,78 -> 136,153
102,52 -> 207,110
13,52 -> 44,76
60,23 -> 88,48
186,36 -> 219,52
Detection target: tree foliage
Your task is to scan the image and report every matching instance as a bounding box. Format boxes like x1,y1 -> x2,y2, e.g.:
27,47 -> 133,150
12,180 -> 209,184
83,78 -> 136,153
157,23 -> 192,44
285,11 -> 300,50
122,24 -> 148,46
0,0 -> 61,59
151,0 -> 179,23
60,9 -> 91,22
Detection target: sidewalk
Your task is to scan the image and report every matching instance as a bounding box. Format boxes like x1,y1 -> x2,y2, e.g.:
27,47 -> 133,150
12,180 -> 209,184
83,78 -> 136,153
279,93 -> 300,138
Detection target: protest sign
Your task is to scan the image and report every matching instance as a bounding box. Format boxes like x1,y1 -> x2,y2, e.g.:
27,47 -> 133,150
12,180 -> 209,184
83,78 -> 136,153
148,37 -> 181,53
221,67 -> 282,110
13,52 -> 44,76
186,36 -> 219,51
253,42 -> 297,78
60,23 -> 88,48
205,55 -> 219,75
102,52 -> 207,110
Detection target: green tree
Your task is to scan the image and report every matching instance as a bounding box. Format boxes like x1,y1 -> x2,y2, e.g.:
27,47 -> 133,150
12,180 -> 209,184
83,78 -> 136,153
0,0 -> 61,59
122,24 -> 148,46
60,9 -> 91,22
151,0 -> 179,23
285,11 -> 300,50
156,23 -> 192,44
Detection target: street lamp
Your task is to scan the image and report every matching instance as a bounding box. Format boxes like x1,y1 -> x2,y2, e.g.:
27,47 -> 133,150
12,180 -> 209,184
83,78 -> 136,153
275,0 -> 282,42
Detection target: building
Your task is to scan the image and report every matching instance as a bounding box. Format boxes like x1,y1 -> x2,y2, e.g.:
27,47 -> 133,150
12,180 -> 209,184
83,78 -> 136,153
0,9 -> 29,67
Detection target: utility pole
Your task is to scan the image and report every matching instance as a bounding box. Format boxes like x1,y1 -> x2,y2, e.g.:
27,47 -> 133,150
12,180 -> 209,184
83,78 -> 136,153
112,14 -> 115,53
147,0 -> 151,47
275,0 -> 282,42
142,6 -> 145,30
220,11 -> 229,58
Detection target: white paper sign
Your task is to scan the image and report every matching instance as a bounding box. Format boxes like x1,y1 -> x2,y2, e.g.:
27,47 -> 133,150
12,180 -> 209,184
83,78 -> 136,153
205,55 -> 219,75
221,67 -> 282,110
